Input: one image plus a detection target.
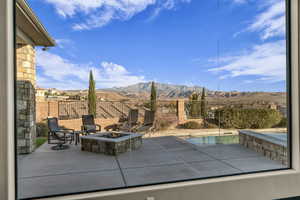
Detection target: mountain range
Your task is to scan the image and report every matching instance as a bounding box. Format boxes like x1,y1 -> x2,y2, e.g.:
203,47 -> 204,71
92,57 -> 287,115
64,82 -> 286,106
108,82 -> 204,99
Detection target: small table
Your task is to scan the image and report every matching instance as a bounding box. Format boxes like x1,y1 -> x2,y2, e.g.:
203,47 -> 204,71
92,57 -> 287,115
73,131 -> 84,145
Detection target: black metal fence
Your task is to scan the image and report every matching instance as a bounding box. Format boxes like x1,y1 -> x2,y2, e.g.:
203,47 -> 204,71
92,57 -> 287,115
58,100 -> 179,120
58,100 -> 133,120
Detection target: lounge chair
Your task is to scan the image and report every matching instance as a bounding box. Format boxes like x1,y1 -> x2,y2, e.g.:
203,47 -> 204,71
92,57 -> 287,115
81,115 -> 101,134
47,117 -> 74,150
105,109 -> 139,132
133,110 -> 156,133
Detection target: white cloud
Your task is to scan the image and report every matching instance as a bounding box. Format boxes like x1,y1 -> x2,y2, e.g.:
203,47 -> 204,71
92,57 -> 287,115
44,0 -> 191,30
239,0 -> 286,40
208,40 -> 286,82
98,61 -> 146,88
36,50 -> 145,89
232,0 -> 247,4
149,0 -> 190,20
55,38 -> 74,49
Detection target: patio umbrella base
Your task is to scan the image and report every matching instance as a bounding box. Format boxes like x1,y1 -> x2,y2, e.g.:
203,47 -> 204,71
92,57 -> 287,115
51,144 -> 69,150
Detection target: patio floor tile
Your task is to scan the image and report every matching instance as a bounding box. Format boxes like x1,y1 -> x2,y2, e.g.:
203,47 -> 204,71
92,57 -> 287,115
222,157 -> 286,172
123,163 -> 200,186
117,151 -> 183,168
19,147 -> 119,178
197,144 -> 262,160
172,149 -> 215,163
188,160 -> 242,178
18,169 -> 125,199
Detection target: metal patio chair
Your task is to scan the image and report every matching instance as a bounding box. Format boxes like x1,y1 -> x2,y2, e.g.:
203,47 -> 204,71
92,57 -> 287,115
133,110 -> 156,133
81,115 -> 101,134
105,109 -> 139,132
47,117 -> 74,150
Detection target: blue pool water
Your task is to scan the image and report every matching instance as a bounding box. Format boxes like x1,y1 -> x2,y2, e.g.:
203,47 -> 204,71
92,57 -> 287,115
186,135 -> 239,145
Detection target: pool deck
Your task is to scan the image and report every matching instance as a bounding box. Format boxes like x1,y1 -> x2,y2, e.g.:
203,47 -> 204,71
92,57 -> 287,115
18,136 -> 286,199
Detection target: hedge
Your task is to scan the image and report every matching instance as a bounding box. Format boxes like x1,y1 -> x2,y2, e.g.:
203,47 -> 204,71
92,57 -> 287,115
214,108 -> 282,129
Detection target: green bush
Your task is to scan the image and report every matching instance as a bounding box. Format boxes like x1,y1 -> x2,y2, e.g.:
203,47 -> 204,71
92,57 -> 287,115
202,121 -> 219,129
155,120 -> 173,131
214,108 -> 282,129
36,122 -> 48,137
274,117 -> 287,128
143,102 -> 151,109
180,121 -> 202,129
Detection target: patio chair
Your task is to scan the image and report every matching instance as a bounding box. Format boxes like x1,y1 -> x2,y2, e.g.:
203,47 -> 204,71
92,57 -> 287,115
104,109 -> 139,132
81,115 -> 101,134
47,117 -> 74,150
132,110 -> 156,133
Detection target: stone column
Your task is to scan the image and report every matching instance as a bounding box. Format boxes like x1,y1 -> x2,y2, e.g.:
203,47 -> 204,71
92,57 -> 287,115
16,44 -> 36,154
177,99 -> 186,124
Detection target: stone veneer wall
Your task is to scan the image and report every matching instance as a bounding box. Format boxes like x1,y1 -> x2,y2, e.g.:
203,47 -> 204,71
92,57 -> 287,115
16,44 -> 36,154
239,131 -> 287,165
81,134 -> 142,155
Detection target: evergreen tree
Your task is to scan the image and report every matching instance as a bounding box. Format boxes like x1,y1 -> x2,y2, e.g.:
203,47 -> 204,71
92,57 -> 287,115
189,92 -> 201,118
150,81 -> 157,112
200,88 -> 207,118
88,70 -> 97,117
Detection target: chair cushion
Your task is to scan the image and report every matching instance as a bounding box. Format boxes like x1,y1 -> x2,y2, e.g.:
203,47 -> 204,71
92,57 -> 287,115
85,125 -> 97,131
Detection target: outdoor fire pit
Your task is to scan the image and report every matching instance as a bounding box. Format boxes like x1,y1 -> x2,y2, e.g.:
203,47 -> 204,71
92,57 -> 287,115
80,132 -> 142,155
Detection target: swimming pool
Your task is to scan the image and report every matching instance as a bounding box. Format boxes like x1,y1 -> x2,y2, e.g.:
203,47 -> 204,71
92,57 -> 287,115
186,135 -> 239,145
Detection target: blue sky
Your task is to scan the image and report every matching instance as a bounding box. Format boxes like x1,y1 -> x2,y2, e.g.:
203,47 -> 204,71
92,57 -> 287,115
29,0 -> 287,92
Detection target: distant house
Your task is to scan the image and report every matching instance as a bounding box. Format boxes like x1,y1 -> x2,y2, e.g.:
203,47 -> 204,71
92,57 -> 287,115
46,95 -> 69,101
268,103 -> 278,110
36,87 -> 47,102
16,0 -> 55,154
47,88 -> 60,95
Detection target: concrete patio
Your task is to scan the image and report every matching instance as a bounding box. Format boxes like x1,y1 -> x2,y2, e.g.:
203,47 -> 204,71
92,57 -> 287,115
18,136 -> 286,199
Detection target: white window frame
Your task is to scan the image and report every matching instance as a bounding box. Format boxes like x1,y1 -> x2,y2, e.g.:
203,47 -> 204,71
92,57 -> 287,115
0,0 -> 299,199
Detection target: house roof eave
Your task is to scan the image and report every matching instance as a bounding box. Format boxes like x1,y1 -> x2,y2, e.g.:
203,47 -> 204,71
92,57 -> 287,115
16,0 -> 55,47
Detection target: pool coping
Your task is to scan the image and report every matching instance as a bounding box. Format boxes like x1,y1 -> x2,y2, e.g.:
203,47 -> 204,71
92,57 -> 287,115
239,130 -> 287,147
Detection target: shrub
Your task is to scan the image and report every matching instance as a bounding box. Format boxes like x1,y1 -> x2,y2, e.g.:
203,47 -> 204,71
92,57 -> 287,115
202,121 -> 219,129
155,120 -> 173,131
274,117 -> 287,128
180,121 -> 202,129
143,102 -> 151,109
36,122 -> 49,137
214,108 -> 282,129
189,93 -> 201,119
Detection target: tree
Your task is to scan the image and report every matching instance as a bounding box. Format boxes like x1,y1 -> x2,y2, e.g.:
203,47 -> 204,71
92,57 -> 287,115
189,92 -> 201,118
150,81 -> 157,112
88,70 -> 96,117
200,88 -> 207,118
